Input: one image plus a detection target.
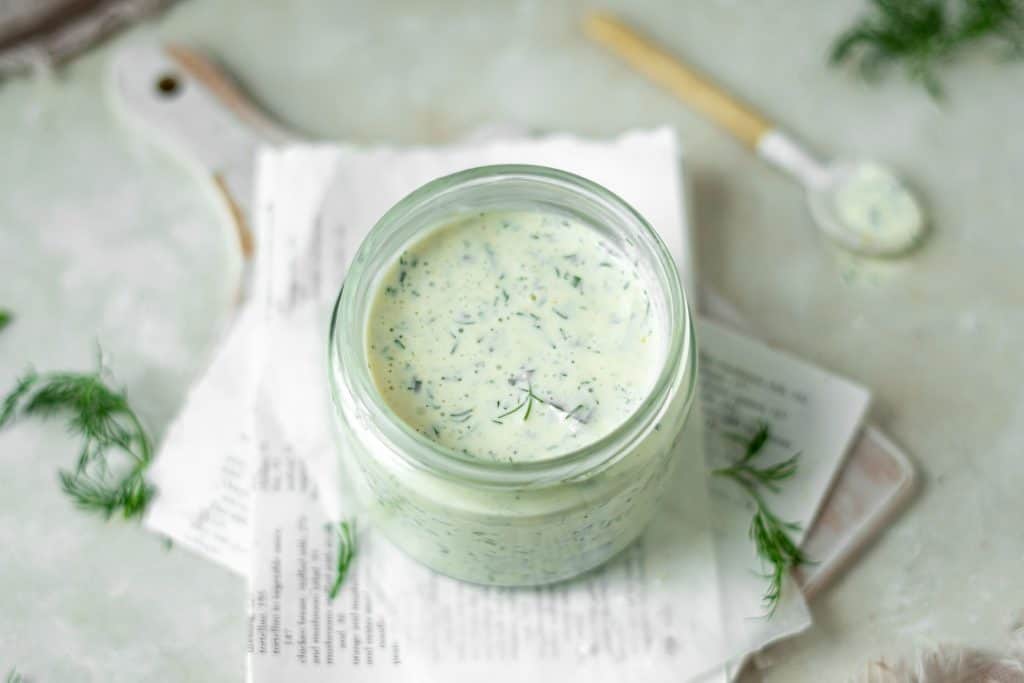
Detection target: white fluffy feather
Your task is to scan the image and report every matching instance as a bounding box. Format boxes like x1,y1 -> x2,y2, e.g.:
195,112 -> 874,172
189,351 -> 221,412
852,627 -> 1024,683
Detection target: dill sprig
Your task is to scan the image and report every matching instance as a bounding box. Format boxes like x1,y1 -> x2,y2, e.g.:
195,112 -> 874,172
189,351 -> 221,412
0,310 -> 12,332
6,669 -> 24,683
713,423 -> 808,616
493,383 -> 548,422
831,0 -> 1024,97
328,520 -> 356,600
493,381 -> 592,426
0,362 -> 156,520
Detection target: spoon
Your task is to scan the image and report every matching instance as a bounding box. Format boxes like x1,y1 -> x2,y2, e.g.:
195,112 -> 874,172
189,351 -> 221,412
585,13 -> 926,257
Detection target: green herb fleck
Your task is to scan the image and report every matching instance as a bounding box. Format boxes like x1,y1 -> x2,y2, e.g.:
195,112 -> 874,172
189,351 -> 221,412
513,311 -> 544,332
393,338 -> 406,350
555,268 -> 583,289
0,310 -> 11,332
7,669 -> 24,683
712,423 -> 807,616
0,360 -> 156,520
328,520 -> 356,600
564,404 -> 586,422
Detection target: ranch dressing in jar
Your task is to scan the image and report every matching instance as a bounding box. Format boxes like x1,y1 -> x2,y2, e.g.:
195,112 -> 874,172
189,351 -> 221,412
329,165 -> 696,586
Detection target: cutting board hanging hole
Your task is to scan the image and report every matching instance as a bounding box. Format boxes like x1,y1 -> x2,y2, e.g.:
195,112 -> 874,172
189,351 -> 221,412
156,72 -> 182,97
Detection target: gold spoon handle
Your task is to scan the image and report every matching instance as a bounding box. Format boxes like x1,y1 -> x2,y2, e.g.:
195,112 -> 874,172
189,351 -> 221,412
584,12 -> 774,149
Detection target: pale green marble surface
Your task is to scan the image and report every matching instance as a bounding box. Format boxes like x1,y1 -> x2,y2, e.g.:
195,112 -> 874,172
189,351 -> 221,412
1,1 -> 1022,681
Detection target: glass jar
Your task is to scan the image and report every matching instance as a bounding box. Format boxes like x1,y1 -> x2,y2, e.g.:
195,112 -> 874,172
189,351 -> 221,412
328,165 -> 697,586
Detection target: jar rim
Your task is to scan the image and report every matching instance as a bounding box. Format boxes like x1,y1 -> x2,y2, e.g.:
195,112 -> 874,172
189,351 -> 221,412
328,164 -> 696,488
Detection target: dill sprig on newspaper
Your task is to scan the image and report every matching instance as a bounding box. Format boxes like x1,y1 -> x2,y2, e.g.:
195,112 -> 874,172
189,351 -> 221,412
713,423 -> 809,615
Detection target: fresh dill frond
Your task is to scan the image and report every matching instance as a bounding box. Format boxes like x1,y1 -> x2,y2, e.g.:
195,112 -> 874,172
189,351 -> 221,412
0,310 -> 12,332
719,424 -> 801,494
493,383 -> 547,422
494,399 -> 527,422
524,391 -> 538,419
493,381 -> 592,426
328,520 -> 356,600
0,363 -> 156,520
736,422 -> 771,464
713,423 -> 808,616
830,0 -> 1024,97
6,668 -> 24,683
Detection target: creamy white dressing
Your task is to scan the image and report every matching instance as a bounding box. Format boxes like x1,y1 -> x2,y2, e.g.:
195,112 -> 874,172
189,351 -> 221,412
366,210 -> 665,463
833,163 -> 924,252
